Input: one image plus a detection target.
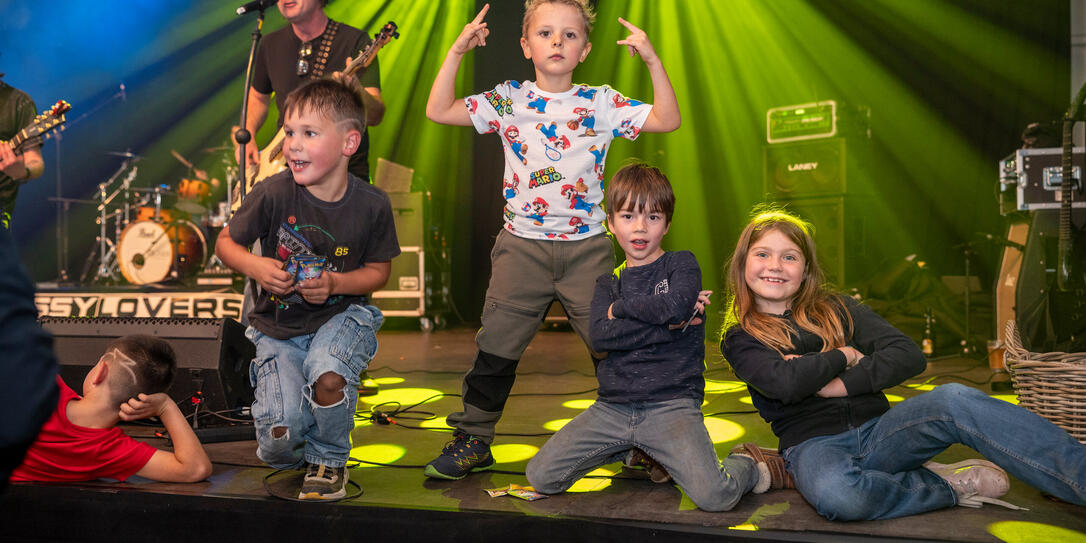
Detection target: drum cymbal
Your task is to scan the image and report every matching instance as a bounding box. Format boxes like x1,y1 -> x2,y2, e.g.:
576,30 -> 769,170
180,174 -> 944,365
171,149 -> 195,169
107,150 -> 142,160
171,149 -> 209,180
175,200 -> 208,214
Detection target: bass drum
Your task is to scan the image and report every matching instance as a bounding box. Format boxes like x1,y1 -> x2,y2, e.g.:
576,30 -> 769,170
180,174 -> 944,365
117,220 -> 207,285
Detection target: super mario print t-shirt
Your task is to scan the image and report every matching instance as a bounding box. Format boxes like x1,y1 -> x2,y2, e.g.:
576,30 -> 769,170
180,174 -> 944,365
466,81 -> 652,241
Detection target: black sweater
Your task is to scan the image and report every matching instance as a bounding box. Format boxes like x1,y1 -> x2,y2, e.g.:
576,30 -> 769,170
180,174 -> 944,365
721,296 -> 926,450
590,251 -> 705,404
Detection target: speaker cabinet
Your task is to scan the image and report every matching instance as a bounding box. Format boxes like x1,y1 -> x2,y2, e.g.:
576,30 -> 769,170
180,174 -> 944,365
778,196 -> 869,286
764,138 -> 848,198
41,317 -> 255,416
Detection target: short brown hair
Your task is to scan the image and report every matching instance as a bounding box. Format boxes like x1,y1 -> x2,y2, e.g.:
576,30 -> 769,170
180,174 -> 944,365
605,162 -> 676,224
282,77 -> 366,133
522,0 -> 595,37
105,335 -> 177,407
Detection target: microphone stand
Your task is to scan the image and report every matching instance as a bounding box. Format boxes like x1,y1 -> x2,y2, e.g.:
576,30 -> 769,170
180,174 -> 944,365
47,84 -> 126,285
233,7 -> 267,216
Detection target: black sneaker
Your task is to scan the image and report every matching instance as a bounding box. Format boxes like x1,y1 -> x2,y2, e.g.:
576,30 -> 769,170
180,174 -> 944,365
423,432 -> 495,480
298,463 -> 349,500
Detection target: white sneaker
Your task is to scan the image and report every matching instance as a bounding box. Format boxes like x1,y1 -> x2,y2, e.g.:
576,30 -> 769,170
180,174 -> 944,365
925,460 -> 1027,510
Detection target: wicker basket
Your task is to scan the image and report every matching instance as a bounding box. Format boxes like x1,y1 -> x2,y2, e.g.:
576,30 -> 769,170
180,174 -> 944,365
1003,320 -> 1086,444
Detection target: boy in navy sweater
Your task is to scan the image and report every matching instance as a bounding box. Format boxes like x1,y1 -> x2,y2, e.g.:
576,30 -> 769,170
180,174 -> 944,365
525,163 -> 787,510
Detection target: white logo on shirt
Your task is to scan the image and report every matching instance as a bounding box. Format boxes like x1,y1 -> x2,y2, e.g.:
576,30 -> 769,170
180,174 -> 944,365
654,279 -> 669,295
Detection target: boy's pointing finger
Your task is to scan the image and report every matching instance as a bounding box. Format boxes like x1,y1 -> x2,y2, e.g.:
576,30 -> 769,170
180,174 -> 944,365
473,3 -> 490,24
617,17 -> 642,33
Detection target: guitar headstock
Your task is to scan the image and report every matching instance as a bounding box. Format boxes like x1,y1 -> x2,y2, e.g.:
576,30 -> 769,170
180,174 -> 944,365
50,100 -> 72,117
375,21 -> 399,45
26,100 -> 71,141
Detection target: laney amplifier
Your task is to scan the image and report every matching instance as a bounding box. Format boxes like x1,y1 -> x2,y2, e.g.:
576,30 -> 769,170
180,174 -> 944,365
764,139 -> 847,197
999,147 -> 1086,211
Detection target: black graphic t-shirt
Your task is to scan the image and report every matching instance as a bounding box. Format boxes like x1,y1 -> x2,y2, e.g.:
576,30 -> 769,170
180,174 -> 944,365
252,20 -> 380,181
227,170 -> 400,339
0,81 -> 42,218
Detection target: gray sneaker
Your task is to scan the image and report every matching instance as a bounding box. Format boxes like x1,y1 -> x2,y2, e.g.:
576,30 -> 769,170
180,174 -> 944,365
299,463 -> 349,500
925,460 -> 1026,510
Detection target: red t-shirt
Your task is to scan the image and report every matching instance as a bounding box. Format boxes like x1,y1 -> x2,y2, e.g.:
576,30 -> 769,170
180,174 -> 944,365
9,376 -> 157,482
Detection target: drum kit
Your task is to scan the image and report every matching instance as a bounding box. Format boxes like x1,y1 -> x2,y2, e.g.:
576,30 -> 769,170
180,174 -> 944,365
82,147 -> 237,286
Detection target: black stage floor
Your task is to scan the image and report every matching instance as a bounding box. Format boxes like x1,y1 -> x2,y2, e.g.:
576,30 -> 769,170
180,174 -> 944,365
3,328 -> 1084,542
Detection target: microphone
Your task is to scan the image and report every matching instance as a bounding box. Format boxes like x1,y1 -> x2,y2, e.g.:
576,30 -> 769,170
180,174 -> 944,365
119,83 -> 126,102
237,0 -> 277,16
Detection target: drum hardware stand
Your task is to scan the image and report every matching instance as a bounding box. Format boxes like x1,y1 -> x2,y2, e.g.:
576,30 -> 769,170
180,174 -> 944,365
80,160 -> 138,284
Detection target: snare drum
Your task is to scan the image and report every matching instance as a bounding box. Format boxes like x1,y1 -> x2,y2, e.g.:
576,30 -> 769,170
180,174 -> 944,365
177,178 -> 212,214
117,220 -> 206,284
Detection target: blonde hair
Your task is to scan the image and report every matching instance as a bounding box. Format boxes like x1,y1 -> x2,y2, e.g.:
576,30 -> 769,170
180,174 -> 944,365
722,207 -> 852,356
522,0 -> 595,37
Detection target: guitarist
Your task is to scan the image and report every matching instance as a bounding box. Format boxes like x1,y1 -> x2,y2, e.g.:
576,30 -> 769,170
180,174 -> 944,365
235,0 -> 385,183
0,76 -> 45,229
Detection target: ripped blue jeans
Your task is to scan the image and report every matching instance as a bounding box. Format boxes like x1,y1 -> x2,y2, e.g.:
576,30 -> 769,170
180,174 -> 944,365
246,304 -> 383,469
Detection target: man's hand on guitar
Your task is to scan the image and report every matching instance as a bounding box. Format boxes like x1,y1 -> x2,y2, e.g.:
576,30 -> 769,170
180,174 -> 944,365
235,141 -> 260,170
0,141 -> 25,180
252,256 -> 295,296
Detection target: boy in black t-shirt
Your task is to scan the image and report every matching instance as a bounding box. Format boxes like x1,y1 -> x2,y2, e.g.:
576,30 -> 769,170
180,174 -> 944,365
216,77 -> 399,500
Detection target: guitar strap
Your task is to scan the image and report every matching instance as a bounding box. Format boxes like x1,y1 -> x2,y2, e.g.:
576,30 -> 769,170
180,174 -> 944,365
309,20 -> 340,79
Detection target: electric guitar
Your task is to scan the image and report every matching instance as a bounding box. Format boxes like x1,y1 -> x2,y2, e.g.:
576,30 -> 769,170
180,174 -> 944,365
6,100 -> 71,155
1058,83 -> 1086,292
232,21 -> 400,212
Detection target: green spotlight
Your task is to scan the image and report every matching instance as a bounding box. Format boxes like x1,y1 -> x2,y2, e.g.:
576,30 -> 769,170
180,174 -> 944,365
704,416 -> 746,444
419,418 -> 454,429
705,379 -> 748,394
562,399 -> 596,410
566,467 -> 615,493
543,418 -> 573,431
491,443 -> 539,463
988,521 -> 1086,543
357,387 -> 445,406
350,443 -> 406,468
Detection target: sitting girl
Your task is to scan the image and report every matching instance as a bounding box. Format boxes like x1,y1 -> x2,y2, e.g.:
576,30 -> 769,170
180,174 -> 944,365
720,208 -> 1085,521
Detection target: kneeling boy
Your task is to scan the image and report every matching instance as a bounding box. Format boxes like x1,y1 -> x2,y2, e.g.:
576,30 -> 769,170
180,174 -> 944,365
216,77 -> 399,500
525,163 -> 786,511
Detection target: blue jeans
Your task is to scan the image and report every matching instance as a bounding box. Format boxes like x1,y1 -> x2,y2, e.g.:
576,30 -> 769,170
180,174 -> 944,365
784,383 -> 1086,520
526,398 -> 758,511
246,304 -> 383,469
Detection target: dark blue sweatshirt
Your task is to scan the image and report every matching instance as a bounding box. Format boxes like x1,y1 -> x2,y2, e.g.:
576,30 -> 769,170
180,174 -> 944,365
590,251 -> 705,403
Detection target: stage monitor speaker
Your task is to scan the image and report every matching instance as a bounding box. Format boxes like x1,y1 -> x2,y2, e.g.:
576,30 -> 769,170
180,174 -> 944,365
1013,208 -> 1086,351
778,196 -> 869,286
764,138 -> 848,198
41,317 -> 255,417
389,192 -> 424,247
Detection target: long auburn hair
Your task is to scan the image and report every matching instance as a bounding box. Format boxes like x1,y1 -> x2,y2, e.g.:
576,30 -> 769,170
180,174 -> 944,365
722,208 -> 852,355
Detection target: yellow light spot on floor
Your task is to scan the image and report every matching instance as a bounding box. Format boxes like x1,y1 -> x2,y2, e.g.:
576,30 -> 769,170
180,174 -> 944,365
349,444 -> 405,468
991,394 -> 1019,405
730,524 -> 758,531
544,418 -> 571,431
562,399 -> 595,410
704,417 -> 746,443
374,377 -> 405,385
705,379 -> 747,394
567,467 -> 614,493
884,394 -> 904,403
739,395 -> 753,405
491,443 -> 539,463
905,384 -> 937,391
988,520 -> 1086,543
418,418 -> 453,429
357,387 -> 445,406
